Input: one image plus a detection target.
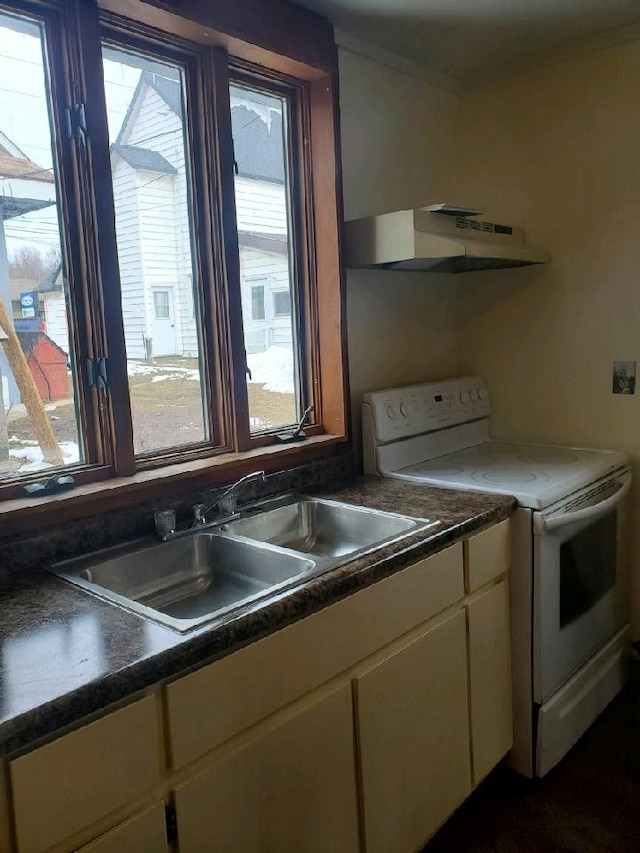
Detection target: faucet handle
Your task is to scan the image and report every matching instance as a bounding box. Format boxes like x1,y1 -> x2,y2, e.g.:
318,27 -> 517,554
192,504 -> 206,526
154,509 -> 176,539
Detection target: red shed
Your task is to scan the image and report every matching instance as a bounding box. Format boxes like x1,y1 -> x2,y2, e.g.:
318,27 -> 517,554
16,331 -> 70,402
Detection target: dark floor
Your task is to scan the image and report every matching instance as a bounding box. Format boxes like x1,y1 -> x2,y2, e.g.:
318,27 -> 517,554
423,688 -> 640,853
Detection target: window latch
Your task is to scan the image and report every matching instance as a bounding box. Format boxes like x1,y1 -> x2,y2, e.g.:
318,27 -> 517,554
23,474 -> 75,497
87,356 -> 108,391
65,102 -> 87,143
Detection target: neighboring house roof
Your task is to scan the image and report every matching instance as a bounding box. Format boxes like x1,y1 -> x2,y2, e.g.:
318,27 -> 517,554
0,130 -> 29,159
239,231 -> 288,255
149,73 -> 183,117
9,266 -> 62,302
115,71 -> 284,184
33,264 -> 63,293
111,144 -> 177,174
0,149 -> 54,183
231,105 -> 285,184
115,70 -> 183,146
0,130 -> 56,220
9,276 -> 39,302
16,330 -> 68,360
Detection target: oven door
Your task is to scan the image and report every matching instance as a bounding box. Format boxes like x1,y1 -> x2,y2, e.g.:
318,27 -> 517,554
532,468 -> 631,703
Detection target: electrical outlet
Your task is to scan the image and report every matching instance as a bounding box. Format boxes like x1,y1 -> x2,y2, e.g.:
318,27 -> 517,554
612,361 -> 636,395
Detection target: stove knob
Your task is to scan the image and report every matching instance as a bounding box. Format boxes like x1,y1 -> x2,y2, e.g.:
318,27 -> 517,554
469,389 -> 479,402
478,387 -> 487,400
399,401 -> 408,417
386,404 -> 396,420
459,391 -> 470,404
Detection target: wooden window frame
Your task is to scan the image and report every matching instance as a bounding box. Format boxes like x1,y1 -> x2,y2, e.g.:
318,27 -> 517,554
0,0 -> 348,526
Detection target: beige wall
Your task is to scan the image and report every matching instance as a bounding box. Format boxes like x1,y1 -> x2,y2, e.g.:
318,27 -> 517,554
451,39 -> 640,633
338,48 -> 461,448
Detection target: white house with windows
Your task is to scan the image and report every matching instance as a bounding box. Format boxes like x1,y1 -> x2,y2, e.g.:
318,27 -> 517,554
110,72 -> 294,361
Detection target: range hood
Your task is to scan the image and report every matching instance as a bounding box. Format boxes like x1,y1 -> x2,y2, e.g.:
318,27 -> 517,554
344,204 -> 551,273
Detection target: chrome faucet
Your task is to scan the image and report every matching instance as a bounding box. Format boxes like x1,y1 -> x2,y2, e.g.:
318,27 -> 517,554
193,470 -> 267,525
153,471 -> 267,540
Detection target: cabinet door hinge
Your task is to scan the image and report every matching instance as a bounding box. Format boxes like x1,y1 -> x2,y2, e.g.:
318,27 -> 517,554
65,102 -> 87,142
165,804 -> 178,844
87,356 -> 108,391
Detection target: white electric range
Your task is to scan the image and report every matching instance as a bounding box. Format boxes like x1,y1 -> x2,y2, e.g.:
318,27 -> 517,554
363,376 -> 631,777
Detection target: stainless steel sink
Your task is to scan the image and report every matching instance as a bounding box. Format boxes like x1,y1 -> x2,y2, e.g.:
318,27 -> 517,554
49,494 -> 439,633
221,496 -> 438,559
50,534 -> 315,632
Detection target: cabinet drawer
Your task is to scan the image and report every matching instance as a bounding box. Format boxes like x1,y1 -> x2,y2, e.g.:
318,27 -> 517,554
10,696 -> 161,853
167,543 -> 463,768
466,519 -> 510,592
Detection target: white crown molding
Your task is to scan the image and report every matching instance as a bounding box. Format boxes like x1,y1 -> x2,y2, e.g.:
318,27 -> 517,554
334,28 -> 461,93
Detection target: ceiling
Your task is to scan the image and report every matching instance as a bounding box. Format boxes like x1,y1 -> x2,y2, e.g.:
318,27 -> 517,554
290,0 -> 640,87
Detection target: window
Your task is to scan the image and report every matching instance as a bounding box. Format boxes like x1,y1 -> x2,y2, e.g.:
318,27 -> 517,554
0,0 -> 346,509
250,285 -> 265,321
0,10 -> 84,480
273,291 -> 292,316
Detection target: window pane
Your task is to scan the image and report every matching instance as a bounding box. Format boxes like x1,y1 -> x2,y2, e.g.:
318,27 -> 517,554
0,12 -> 84,481
251,285 -> 265,321
230,84 -> 301,434
273,290 -> 291,316
102,45 -> 209,455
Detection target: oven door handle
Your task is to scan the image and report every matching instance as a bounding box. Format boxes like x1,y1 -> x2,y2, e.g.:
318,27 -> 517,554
534,471 -> 632,534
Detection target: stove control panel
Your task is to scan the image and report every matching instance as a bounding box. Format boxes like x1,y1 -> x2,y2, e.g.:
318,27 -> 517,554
363,376 -> 490,444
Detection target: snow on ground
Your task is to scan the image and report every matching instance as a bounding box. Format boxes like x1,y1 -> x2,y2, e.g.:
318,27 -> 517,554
9,439 -> 80,473
246,346 -> 294,395
126,348 -> 295,395
127,361 -> 200,380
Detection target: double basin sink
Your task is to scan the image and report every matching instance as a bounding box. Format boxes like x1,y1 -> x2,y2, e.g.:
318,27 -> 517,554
50,494 -> 438,632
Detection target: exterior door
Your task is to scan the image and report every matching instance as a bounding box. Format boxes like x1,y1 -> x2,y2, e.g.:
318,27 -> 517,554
152,288 -> 177,356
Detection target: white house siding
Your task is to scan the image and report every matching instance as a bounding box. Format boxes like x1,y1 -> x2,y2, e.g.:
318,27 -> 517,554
234,177 -> 288,234
113,82 -> 293,361
112,160 -> 147,360
43,292 -> 68,354
137,171 -> 181,356
239,246 -> 293,352
122,86 -> 198,358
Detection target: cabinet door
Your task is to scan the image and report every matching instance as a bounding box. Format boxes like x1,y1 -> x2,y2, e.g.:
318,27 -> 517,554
174,684 -> 359,853
468,580 -> 513,785
11,696 -> 160,853
355,610 -> 471,853
78,803 -> 168,853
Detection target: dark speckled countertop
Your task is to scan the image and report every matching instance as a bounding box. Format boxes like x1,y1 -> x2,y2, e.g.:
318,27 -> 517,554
0,478 -> 515,757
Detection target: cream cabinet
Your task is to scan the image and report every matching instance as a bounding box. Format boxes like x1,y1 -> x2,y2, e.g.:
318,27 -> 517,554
77,803 -> 168,853
465,518 -> 510,592
9,696 -> 161,853
174,684 -> 359,853
355,611 -> 472,853
166,542 -> 463,769
1,518 -> 512,853
468,579 -> 513,784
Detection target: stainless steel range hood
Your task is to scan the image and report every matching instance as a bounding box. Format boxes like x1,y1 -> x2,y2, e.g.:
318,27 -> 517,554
344,205 -> 551,273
